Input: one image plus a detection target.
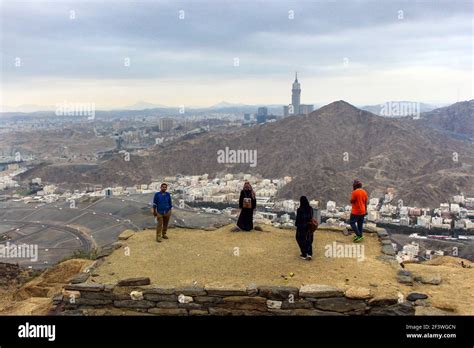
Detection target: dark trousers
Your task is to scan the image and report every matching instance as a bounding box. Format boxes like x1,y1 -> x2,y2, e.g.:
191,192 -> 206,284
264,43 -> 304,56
350,214 -> 365,237
296,229 -> 313,257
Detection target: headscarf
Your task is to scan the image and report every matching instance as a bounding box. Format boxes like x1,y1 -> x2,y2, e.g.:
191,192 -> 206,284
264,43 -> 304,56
299,195 -> 312,214
243,181 -> 256,199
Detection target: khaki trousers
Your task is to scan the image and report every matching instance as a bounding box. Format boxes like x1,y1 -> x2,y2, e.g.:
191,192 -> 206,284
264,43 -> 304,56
156,211 -> 171,239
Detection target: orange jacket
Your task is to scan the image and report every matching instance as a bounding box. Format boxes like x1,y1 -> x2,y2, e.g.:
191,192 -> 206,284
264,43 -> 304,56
351,188 -> 368,215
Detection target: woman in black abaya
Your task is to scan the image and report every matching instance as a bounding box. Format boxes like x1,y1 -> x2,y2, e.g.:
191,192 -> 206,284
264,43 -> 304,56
236,181 -> 257,231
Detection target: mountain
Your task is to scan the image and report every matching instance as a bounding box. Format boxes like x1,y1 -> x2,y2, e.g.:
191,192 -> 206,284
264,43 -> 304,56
23,101 -> 474,207
417,100 -> 474,141
123,101 -> 169,110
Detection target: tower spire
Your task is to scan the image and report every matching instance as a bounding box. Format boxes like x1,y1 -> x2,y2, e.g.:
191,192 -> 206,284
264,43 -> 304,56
295,71 -> 298,82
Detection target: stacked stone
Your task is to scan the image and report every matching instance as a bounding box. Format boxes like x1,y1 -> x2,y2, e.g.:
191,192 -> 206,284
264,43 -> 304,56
58,279 -> 416,316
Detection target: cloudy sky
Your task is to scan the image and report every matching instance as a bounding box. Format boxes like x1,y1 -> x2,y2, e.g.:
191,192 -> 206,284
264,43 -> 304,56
1,0 -> 472,110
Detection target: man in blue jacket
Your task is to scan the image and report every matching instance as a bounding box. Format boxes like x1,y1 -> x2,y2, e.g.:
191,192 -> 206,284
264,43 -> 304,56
152,183 -> 173,242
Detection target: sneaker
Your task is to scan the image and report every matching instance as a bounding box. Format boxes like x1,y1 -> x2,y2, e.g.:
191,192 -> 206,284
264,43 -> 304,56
299,255 -> 307,260
353,235 -> 359,241
156,237 -> 163,243
306,255 -> 312,261
162,235 -> 169,239
354,236 -> 364,243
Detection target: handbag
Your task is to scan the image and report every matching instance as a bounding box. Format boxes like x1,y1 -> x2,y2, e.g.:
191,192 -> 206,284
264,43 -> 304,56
308,209 -> 318,234
243,197 -> 252,209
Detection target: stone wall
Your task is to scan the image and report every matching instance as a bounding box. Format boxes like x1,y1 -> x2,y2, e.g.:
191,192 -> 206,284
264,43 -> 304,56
57,279 -> 415,316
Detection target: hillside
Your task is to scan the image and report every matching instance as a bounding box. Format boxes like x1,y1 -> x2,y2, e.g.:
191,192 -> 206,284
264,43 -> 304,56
417,100 -> 474,140
24,101 -> 474,206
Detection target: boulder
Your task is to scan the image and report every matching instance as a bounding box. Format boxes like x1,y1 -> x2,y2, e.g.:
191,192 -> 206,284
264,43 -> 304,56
344,287 -> 373,299
258,285 -> 299,300
299,284 -> 344,298
368,294 -> 399,307
266,300 -> 282,309
254,226 -> 263,231
117,277 -> 151,287
377,230 -> 389,238
314,297 -> 367,313
118,230 -> 135,240
381,244 -> 396,256
415,275 -> 442,285
65,283 -> 104,292
407,293 -> 428,301
204,285 -> 248,296
70,273 -> 90,284
396,270 -> 413,285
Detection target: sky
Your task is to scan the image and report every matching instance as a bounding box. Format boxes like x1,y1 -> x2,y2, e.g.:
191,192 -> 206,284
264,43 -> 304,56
0,0 -> 473,110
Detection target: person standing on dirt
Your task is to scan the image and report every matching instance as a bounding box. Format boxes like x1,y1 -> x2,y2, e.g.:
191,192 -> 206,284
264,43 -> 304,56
295,196 -> 314,260
350,179 -> 368,243
152,183 -> 173,242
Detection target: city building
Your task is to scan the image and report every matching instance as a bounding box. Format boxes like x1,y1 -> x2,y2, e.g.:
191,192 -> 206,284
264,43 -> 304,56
283,73 -> 314,116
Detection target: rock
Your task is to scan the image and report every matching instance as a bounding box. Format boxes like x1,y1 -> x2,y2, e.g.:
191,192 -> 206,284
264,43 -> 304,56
114,300 -> 155,309
117,277 -> 151,287
246,283 -> 258,296
156,301 -> 179,308
377,229 -> 388,238
118,230 -> 135,240
344,287 -> 373,299
75,298 -> 113,306
314,298 -> 367,313
143,286 -> 175,295
299,284 -> 344,298
266,300 -> 282,309
230,226 -> 241,232
414,299 -> 431,307
70,273 -> 90,284
65,283 -> 105,292
204,285 -> 248,296
377,255 -> 396,262
177,294 -> 193,304
368,294 -> 399,307
176,286 -> 206,296
281,300 -> 313,310
130,291 -> 144,301
381,245 -> 396,256
396,270 -> 413,285
80,291 -> 115,300
218,296 -> 268,311
258,285 -> 299,300
254,226 -> 263,231
148,308 -> 187,316
407,293 -> 428,301
178,303 -> 202,309
369,283 -> 378,288
144,294 -> 177,302
380,239 -> 392,245
189,309 -> 209,316
369,303 -> 414,316
95,246 -> 114,259
194,296 -> 223,304
415,275 -> 442,285
415,307 -> 452,316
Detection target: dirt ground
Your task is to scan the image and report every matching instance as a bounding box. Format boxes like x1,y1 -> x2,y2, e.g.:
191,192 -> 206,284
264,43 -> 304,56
92,225 -> 402,295
0,259 -> 92,315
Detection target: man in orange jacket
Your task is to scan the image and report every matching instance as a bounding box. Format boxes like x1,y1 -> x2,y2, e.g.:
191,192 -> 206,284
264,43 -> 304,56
350,179 -> 368,242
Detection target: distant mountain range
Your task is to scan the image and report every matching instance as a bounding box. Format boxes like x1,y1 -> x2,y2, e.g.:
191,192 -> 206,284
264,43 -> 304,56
23,100 -> 474,207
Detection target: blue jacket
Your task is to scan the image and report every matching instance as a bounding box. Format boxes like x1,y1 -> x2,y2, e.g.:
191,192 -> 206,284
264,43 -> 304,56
152,192 -> 172,214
